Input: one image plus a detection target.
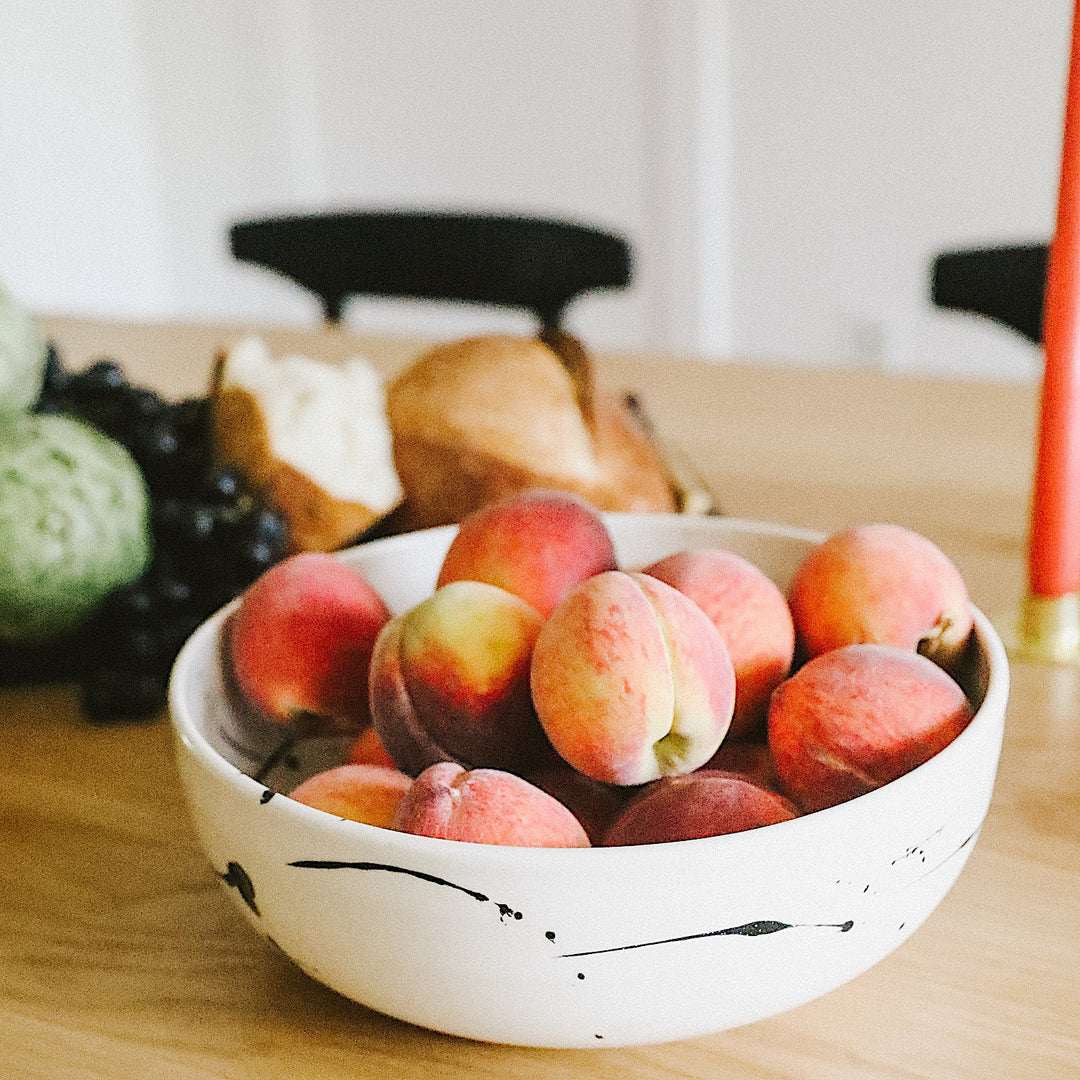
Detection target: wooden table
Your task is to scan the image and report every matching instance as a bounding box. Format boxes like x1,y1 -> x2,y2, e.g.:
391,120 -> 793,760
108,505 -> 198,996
3,318 -> 1078,1079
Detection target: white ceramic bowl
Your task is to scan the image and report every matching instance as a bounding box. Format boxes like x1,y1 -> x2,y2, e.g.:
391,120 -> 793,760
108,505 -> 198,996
169,515 -> 1008,1048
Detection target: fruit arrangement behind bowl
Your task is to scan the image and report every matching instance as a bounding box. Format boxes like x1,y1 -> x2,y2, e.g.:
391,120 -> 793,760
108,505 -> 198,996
209,329 -> 697,543
0,349 -> 292,717
1,304 -> 703,722
168,494 -> 1008,1047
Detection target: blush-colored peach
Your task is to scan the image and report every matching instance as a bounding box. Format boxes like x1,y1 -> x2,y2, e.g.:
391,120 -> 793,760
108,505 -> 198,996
436,488 -> 617,618
602,770 -> 799,846
642,548 -> 795,738
392,761 -> 591,847
787,523 -> 974,673
227,552 -> 390,731
288,764 -> 412,828
345,725 -> 398,770
767,642 -> 974,812
530,570 -> 735,785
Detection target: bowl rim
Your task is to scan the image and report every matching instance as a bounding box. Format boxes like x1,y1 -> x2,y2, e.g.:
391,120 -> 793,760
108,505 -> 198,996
168,514 -> 1009,863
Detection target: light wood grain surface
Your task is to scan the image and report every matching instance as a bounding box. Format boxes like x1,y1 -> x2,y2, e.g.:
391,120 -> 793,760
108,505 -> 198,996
3,318 -> 1077,1079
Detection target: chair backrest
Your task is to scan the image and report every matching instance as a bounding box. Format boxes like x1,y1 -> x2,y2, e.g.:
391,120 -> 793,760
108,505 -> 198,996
229,210 -> 633,332
930,242 -> 1047,344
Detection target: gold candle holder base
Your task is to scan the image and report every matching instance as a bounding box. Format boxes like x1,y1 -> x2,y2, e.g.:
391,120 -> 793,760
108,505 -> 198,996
996,592 -> 1080,664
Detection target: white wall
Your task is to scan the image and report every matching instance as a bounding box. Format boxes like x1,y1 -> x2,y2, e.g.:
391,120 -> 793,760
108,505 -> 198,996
2,0 -> 721,355
729,1 -> 1072,379
0,1 -> 1074,379
0,0 -> 175,317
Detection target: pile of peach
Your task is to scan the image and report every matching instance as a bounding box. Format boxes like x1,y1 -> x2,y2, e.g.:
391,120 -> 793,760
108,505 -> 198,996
224,490 -> 977,848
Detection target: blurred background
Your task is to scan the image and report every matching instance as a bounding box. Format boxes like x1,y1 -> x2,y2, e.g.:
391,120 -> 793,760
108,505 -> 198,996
0,0 -> 1071,379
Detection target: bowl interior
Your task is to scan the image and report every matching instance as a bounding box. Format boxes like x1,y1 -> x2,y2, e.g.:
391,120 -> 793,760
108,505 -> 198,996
174,512 -> 996,798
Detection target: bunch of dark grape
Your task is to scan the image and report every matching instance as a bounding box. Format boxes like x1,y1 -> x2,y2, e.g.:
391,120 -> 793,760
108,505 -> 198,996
25,348 -> 290,721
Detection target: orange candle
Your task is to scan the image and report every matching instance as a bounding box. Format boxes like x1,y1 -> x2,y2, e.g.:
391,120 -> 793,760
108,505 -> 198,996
1029,0 -> 1080,599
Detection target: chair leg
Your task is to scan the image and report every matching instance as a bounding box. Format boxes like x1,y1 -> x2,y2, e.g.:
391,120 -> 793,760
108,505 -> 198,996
323,295 -> 347,323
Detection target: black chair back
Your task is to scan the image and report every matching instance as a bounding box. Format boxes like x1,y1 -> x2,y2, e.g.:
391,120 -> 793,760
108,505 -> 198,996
930,242 -> 1048,344
229,210 -> 632,332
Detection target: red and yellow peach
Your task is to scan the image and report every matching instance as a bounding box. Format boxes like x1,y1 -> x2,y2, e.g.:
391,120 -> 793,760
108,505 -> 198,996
369,580 -> 549,775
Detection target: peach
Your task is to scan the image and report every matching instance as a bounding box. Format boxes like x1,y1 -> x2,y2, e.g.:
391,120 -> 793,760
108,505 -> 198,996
602,770 -> 799,846
345,725 -> 398,770
436,488 -> 617,618
288,763 -> 412,828
530,570 -> 735,786
700,739 -> 779,791
227,552 -> 391,731
369,580 -> 549,775
642,548 -> 795,739
392,761 -> 591,847
767,642 -> 974,812
787,523 -> 974,672
524,754 -> 634,844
